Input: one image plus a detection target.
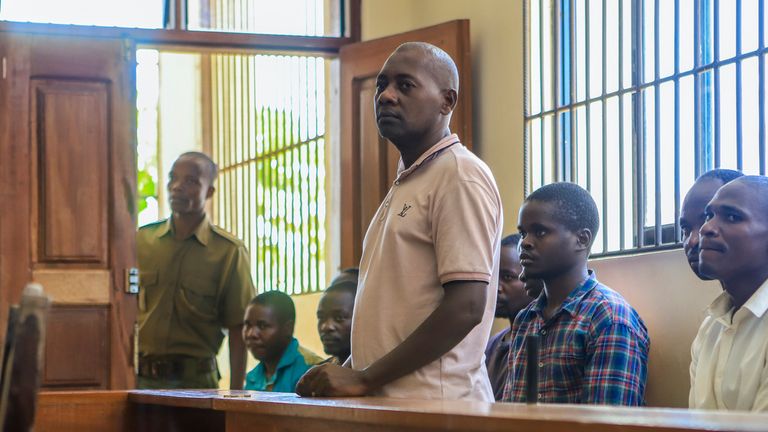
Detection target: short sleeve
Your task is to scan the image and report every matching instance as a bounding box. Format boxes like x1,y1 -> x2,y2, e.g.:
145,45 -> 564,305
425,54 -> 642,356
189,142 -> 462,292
432,178 -> 501,285
220,245 -> 256,327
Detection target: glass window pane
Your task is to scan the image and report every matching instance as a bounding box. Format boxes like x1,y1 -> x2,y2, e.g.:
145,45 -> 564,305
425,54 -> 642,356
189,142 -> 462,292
679,0 -> 694,72
718,0 -> 737,60
530,118 -> 543,191
188,0 -> 342,36
659,81 -> 675,225
589,0 -> 604,97
643,0 -> 655,82
606,0 -> 619,93
679,76 -> 696,201
0,0 -> 163,28
658,0 -> 675,78
642,87 -> 656,233
588,101 -> 604,253
543,0 -> 555,111
605,96 -> 621,251
742,57 -> 760,174
530,0 -> 543,114
622,0 -> 632,88
742,0 -> 759,54
622,93 -> 634,248
575,105 -> 588,188
718,64 -> 738,168
575,0 -> 587,101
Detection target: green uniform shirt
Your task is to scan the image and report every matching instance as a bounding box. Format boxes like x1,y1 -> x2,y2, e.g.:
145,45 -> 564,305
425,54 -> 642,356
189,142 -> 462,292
137,217 -> 255,358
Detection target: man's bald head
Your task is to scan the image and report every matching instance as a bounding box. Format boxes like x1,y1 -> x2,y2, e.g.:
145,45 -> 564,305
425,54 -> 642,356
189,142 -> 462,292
391,42 -> 459,94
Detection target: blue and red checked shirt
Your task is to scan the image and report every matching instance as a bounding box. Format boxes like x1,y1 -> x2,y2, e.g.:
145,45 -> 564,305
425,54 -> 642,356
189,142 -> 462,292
502,272 -> 649,405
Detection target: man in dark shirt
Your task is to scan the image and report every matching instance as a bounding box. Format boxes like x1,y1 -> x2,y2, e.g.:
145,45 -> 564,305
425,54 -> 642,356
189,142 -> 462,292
484,234 -> 542,400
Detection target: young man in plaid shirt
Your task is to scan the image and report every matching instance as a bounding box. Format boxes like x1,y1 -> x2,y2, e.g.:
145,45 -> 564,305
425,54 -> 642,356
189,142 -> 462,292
502,182 -> 649,405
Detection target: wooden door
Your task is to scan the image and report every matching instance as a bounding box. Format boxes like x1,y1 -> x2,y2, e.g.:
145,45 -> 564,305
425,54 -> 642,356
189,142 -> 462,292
339,20 -> 473,267
0,34 -> 137,389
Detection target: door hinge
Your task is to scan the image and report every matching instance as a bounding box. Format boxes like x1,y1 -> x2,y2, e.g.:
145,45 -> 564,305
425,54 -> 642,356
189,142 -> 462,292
125,267 -> 140,294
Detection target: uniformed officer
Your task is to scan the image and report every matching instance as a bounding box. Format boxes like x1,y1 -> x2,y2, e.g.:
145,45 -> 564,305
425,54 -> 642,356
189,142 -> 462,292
137,151 -> 254,389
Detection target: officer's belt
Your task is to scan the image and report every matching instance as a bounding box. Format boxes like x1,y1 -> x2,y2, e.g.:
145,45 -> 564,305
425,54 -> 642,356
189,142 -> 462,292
138,355 -> 217,380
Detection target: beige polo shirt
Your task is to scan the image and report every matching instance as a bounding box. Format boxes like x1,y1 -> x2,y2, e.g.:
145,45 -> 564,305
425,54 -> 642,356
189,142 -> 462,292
350,134 -> 502,401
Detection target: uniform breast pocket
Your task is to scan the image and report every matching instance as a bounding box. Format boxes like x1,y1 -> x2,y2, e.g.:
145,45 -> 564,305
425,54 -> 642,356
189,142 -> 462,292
178,275 -> 218,321
138,271 -> 158,312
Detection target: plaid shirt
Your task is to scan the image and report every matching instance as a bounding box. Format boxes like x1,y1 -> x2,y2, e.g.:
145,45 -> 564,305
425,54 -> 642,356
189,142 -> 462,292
501,273 -> 649,405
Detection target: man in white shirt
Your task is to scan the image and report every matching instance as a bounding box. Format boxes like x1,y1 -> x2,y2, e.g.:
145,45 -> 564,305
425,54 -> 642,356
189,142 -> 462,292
690,175 -> 768,411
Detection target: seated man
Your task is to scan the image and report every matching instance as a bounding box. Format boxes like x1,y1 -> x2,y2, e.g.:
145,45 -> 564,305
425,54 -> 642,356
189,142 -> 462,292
485,234 -> 543,400
243,291 -> 323,392
680,169 -> 743,279
691,175 -> 768,411
317,277 -> 357,365
503,182 -> 649,405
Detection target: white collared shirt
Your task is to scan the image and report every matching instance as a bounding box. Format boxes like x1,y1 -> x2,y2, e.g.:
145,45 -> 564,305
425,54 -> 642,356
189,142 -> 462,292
689,277 -> 768,411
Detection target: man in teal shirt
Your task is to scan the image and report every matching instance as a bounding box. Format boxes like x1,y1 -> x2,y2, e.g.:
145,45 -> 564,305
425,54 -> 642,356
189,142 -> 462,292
243,291 -> 322,392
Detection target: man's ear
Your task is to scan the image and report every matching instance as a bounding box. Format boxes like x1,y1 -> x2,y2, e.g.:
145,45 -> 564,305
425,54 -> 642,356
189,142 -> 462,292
283,319 -> 296,337
441,88 -> 458,115
575,228 -> 593,252
206,185 -> 215,199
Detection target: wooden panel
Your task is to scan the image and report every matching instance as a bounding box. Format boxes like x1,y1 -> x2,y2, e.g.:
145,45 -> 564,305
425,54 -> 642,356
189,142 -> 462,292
0,35 -> 32,350
339,20 -> 473,267
30,80 -> 108,264
42,306 -> 109,389
33,269 -> 110,304
36,391 -> 133,432
34,390 -> 768,432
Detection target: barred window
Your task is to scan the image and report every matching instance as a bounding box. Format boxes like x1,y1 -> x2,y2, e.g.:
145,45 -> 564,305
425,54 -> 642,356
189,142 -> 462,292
526,0 -> 768,256
209,53 -> 327,295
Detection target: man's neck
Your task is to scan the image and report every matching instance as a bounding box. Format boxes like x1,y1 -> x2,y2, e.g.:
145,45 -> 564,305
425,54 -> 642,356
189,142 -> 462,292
542,264 -> 589,320
262,340 -> 292,377
722,269 -> 768,310
394,127 -> 451,169
172,212 -> 206,240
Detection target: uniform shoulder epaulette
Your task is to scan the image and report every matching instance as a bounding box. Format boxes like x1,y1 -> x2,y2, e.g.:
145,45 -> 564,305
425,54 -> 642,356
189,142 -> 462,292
210,224 -> 245,246
138,219 -> 167,232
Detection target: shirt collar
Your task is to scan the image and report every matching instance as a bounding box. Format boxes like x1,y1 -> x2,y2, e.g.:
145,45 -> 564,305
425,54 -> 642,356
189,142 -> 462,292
395,133 -> 461,181
155,216 -> 211,246
275,338 -> 301,371
248,338 -> 300,385
531,270 -> 598,318
708,276 -> 768,323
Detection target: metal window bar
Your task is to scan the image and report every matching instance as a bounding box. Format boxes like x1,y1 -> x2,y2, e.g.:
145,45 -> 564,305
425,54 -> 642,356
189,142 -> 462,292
211,52 -> 326,295
526,0 -> 768,255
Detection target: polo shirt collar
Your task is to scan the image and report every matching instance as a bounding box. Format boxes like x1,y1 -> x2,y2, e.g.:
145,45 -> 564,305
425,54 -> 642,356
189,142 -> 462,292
708,276 -> 768,323
155,216 -> 211,246
395,133 -> 461,181
275,338 -> 301,371
531,270 -> 598,318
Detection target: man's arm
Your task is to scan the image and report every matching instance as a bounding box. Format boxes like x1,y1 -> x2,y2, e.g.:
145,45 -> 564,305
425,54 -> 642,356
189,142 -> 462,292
296,280 -> 487,397
581,323 -> 648,406
228,324 -> 246,390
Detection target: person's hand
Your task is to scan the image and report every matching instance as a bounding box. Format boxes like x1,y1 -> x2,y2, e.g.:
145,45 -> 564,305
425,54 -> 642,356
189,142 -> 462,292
295,364 -> 371,397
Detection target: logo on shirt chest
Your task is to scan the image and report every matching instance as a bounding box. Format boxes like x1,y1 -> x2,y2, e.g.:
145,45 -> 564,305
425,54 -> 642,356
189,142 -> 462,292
397,203 -> 412,217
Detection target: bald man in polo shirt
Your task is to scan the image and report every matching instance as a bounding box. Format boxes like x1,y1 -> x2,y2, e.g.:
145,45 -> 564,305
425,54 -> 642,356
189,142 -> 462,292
297,42 -> 502,401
